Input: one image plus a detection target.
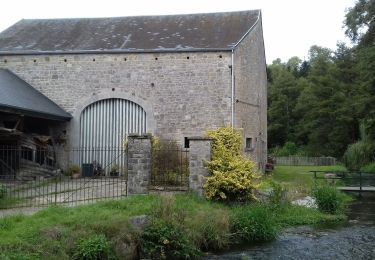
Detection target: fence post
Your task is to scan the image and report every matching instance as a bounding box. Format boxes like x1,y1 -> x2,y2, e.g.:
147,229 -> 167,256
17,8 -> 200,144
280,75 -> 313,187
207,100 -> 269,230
127,134 -> 152,195
54,175 -> 58,205
188,137 -> 212,197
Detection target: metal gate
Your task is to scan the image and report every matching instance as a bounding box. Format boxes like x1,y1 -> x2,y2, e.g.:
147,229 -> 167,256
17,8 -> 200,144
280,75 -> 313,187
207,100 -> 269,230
78,98 -> 146,175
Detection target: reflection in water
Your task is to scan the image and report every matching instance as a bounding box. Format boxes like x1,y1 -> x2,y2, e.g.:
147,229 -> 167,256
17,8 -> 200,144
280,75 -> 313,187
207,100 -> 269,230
206,194 -> 375,260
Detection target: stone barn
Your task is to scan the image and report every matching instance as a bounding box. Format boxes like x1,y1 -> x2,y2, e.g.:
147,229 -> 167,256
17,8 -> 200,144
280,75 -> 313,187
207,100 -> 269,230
0,10 -> 267,174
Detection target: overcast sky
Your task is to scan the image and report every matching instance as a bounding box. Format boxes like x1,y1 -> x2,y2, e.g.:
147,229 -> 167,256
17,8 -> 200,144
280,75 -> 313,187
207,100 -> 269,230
0,0 -> 356,64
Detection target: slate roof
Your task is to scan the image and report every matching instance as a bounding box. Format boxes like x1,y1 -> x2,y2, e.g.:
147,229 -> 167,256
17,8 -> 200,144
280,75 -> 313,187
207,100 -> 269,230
0,10 -> 260,54
0,69 -> 71,121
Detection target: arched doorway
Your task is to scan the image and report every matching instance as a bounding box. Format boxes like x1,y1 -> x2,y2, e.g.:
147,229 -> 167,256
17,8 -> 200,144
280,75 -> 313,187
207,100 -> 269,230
78,98 -> 146,175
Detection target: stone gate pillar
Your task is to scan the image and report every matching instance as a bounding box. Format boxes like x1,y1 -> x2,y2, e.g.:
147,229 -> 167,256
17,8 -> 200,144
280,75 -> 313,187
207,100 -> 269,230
127,134 -> 152,195
188,137 -> 212,196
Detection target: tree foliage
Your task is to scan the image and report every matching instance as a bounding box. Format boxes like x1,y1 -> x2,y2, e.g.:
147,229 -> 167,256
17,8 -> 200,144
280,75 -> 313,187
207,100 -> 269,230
268,0 -> 375,159
345,0 -> 375,46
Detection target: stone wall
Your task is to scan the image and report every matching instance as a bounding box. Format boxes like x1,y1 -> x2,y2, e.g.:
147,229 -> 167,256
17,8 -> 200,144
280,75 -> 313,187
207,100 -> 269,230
233,17 -> 267,171
0,52 -> 232,147
127,134 -> 152,194
188,137 -> 212,196
0,28 -> 267,169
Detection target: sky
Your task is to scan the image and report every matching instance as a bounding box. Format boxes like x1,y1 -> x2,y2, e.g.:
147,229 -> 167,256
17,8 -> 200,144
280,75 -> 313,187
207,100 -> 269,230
0,0 -> 357,64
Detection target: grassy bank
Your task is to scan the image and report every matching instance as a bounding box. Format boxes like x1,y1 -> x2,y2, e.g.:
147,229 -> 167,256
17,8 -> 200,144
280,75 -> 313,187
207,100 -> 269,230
264,165 -> 346,198
0,193 -> 345,259
271,165 -> 346,184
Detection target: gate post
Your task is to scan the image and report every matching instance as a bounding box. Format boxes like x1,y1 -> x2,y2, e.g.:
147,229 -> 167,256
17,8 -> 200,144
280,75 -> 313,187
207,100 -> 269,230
188,137 -> 212,196
127,134 -> 152,195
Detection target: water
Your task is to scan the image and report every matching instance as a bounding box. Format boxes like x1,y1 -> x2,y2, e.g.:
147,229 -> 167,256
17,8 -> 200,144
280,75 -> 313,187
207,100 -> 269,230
206,194 -> 375,260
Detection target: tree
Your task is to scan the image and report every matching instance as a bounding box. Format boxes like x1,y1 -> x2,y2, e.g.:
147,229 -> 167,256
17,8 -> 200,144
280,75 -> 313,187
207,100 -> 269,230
267,58 -> 303,148
345,0 -> 375,46
345,0 -> 375,140
267,0 -> 375,158
293,46 -> 358,156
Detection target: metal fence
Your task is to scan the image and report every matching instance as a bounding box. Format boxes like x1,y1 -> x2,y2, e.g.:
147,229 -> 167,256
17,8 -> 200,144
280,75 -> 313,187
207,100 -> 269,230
0,146 -> 128,209
0,145 -> 57,178
274,156 -> 336,166
311,170 -> 375,193
151,148 -> 189,190
0,144 -> 191,209
68,147 -> 128,177
0,174 -> 127,209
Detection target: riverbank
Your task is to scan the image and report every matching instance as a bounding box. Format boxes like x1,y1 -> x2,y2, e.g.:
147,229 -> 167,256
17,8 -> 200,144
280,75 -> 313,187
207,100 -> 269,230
0,193 -> 346,259
206,193 -> 375,260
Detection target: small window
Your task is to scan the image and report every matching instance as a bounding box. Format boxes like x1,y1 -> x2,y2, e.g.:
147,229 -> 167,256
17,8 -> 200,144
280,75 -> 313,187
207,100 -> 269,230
245,138 -> 253,150
184,137 -> 190,149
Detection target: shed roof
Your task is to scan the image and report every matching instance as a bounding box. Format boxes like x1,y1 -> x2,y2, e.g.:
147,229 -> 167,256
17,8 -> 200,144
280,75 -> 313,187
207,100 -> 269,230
0,69 -> 71,121
0,10 -> 260,54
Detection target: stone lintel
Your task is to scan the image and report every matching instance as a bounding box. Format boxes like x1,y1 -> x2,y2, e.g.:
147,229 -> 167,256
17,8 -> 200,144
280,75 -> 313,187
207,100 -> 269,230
188,136 -> 213,141
128,133 -> 152,139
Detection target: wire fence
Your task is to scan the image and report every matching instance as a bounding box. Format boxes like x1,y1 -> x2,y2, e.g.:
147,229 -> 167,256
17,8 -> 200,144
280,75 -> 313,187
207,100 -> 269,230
274,156 -> 336,166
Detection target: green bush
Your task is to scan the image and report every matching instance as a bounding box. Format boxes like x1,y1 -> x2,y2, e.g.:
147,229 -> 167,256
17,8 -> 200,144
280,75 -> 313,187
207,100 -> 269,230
230,204 -> 278,243
312,185 -> 349,214
151,195 -> 230,252
204,127 -> 260,202
0,184 -> 6,199
140,220 -> 200,260
343,140 -> 374,171
188,208 -> 230,250
361,162 -> 375,173
74,234 -> 112,260
343,124 -> 374,171
272,142 -> 299,156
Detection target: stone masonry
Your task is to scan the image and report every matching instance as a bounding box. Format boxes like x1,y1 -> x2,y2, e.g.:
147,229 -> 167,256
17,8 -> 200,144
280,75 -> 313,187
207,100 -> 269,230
0,52 -> 233,146
0,11 -> 267,171
234,19 -> 267,171
188,137 -> 212,196
127,134 -> 152,194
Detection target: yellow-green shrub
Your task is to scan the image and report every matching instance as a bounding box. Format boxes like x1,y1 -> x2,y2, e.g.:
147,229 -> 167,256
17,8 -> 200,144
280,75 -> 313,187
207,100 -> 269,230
204,127 -> 260,202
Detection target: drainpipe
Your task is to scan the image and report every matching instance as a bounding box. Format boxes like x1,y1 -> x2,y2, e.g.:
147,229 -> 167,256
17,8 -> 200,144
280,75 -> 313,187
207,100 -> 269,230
231,49 -> 235,127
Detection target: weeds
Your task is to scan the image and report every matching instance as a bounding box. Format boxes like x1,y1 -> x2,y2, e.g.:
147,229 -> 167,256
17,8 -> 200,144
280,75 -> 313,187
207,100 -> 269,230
74,234 -> 112,260
140,220 -> 200,259
230,204 -> 278,243
312,185 -> 350,214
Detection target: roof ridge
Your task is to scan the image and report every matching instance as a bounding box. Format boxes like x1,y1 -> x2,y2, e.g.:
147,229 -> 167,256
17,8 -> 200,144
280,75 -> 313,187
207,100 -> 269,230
19,10 -> 260,22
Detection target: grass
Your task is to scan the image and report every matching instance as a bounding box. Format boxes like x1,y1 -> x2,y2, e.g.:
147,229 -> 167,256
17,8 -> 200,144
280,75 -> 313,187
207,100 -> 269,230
271,165 -> 346,184
361,162 -> 375,173
0,195 -> 159,259
0,193 -> 346,259
263,165 -> 347,198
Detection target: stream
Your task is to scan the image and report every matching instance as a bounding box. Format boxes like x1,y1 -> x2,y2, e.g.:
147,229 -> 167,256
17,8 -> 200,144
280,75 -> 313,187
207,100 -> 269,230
206,193 -> 375,260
